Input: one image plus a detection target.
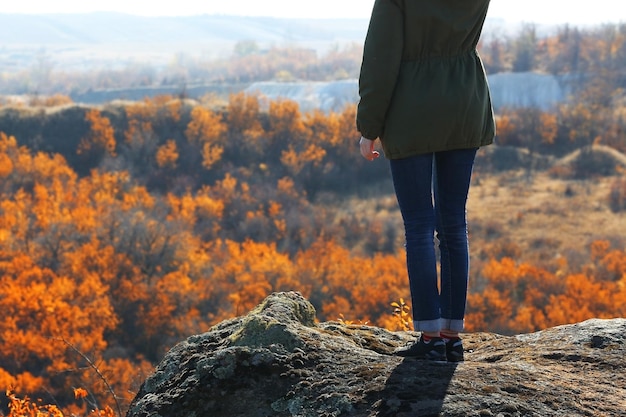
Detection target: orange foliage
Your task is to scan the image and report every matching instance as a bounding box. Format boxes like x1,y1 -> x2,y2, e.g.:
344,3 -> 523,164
293,239 -> 408,325
268,100 -> 306,141
205,239 -> 295,318
201,143 -> 224,170
226,92 -> 262,135
225,92 -> 264,157
0,255 -> 118,371
3,92 -> 626,416
185,106 -> 227,145
78,109 -> 117,157
304,109 -> 342,146
155,139 -> 179,169
5,390 -> 64,417
280,144 -> 326,175
0,154 -> 13,178
467,242 -> 626,334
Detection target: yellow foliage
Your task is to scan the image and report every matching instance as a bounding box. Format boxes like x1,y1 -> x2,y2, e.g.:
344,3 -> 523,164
390,298 -> 413,332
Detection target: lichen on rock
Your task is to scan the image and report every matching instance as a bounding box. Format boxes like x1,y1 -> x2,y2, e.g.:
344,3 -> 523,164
228,291 -> 317,350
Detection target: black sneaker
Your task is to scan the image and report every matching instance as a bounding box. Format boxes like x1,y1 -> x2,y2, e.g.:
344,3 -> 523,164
445,338 -> 464,362
394,336 -> 446,362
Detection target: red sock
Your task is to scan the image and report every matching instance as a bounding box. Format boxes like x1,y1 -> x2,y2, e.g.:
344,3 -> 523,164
421,333 -> 440,342
441,331 -> 459,341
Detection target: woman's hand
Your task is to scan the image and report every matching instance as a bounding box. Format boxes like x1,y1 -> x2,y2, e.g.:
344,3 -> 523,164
359,136 -> 380,161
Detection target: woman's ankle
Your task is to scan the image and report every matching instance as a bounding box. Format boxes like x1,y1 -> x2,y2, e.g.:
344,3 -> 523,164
441,330 -> 459,340
422,331 -> 441,340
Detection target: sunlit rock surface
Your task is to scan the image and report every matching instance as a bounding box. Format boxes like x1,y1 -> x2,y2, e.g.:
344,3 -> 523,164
127,291 -> 626,417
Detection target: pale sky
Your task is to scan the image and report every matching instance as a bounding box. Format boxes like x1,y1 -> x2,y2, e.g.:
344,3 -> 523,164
0,0 -> 623,25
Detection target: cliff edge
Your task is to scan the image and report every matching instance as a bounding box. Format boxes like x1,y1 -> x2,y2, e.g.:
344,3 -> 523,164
126,291 -> 625,417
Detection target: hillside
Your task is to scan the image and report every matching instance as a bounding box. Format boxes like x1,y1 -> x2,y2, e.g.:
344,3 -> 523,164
1,101 -> 624,261
1,95 -> 625,415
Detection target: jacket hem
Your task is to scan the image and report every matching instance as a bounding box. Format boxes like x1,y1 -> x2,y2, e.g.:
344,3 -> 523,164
383,139 -> 494,160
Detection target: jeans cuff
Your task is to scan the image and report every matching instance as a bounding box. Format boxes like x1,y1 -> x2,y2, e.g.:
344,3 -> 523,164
414,319 -> 441,333
441,318 -> 465,333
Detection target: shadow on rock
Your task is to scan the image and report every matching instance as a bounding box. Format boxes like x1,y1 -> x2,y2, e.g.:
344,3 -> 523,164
367,359 -> 458,417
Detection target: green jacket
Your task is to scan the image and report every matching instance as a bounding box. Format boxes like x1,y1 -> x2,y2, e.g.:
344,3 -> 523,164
356,0 -> 496,159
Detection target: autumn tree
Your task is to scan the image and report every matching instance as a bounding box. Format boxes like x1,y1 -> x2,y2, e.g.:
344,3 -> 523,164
223,92 -> 265,168
479,32 -> 510,74
544,25 -> 584,74
265,99 -> 306,166
512,24 -> 538,72
466,240 -> 626,334
77,109 -> 117,168
185,105 -> 227,172
155,139 -> 179,169
0,254 -> 119,407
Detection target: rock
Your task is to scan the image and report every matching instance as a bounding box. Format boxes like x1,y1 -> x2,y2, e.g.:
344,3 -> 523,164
245,80 -> 360,113
244,72 -> 573,114
487,72 -> 572,111
126,291 -> 626,417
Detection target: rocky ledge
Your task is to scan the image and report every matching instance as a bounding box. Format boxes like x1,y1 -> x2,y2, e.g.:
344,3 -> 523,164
127,291 -> 625,417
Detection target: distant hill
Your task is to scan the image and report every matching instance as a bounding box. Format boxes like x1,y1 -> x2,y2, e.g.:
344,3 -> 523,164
0,13 -> 369,45
0,13 -> 515,71
0,13 -> 370,74
0,13 -> 558,102
0,13 -> 520,48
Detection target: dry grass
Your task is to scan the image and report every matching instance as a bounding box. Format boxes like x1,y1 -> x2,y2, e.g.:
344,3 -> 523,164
468,170 -> 625,263
330,168 -> 625,268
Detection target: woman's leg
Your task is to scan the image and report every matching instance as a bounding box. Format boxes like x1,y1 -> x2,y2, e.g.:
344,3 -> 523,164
433,148 -> 477,333
389,153 -> 440,332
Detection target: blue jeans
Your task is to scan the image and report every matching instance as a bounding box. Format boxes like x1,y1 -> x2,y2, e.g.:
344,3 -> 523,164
389,148 -> 477,333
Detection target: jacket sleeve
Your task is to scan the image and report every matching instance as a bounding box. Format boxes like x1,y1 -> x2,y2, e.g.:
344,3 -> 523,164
356,0 -> 404,140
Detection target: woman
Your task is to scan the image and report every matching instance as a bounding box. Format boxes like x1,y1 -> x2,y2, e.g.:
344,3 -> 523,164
357,0 -> 495,362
